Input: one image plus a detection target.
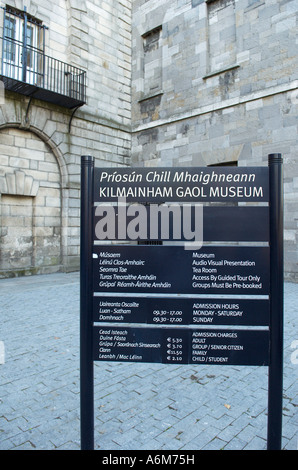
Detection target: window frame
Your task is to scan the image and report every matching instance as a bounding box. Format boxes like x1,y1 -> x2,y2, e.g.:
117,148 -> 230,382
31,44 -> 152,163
2,6 -> 45,84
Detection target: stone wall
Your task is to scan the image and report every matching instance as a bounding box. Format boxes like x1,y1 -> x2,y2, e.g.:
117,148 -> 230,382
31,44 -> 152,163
0,0 -> 297,280
0,127 -> 61,276
0,0 -> 132,277
131,0 -> 298,281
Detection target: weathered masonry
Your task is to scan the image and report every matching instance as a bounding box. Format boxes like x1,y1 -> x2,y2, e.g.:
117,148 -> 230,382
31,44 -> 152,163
131,0 -> 298,281
0,0 -> 297,280
0,0 -> 131,277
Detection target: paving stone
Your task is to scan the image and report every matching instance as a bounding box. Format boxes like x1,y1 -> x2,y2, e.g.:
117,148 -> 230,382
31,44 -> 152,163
0,274 -> 297,450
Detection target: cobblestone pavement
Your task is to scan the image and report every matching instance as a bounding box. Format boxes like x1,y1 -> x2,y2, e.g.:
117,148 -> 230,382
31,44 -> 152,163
0,273 -> 297,450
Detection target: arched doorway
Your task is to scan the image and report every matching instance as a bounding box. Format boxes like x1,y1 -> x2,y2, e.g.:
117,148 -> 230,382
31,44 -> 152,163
0,127 -> 62,277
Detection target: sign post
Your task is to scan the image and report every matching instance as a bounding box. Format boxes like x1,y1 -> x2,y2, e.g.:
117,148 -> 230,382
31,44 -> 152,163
267,153 -> 284,450
80,155 -> 94,450
80,155 -> 283,450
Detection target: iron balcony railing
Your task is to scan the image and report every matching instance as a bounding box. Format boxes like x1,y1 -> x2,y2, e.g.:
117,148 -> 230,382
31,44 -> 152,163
1,36 -> 86,109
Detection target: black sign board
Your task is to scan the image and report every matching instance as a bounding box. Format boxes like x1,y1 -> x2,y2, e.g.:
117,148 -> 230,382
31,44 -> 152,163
93,326 -> 269,366
93,245 -> 270,295
80,155 -> 284,450
93,205 -> 269,243
93,296 -> 269,326
94,166 -> 269,202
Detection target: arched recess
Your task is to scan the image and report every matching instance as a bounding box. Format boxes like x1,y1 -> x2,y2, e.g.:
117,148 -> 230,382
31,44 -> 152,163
0,124 -> 69,277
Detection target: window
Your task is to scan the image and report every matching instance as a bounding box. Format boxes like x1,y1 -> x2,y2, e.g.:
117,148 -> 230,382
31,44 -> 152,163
2,6 -> 45,85
0,5 -> 86,109
207,0 -> 236,74
142,26 -> 162,97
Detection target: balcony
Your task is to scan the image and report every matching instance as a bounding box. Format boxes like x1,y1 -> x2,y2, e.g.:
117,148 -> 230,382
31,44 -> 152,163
0,36 -> 86,109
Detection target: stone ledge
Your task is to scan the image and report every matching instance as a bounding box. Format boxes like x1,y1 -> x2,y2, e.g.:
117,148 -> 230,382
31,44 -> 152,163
132,80 -> 298,133
138,91 -> 164,103
203,64 -> 240,80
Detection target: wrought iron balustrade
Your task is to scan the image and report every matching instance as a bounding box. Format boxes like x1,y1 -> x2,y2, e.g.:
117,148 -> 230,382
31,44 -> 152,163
0,36 -> 86,109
